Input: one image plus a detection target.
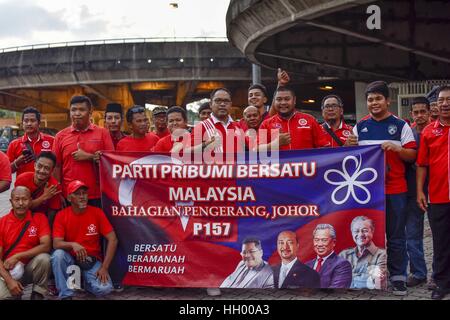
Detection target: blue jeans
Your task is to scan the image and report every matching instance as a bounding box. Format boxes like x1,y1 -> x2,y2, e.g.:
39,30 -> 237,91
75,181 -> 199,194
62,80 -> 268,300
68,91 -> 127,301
386,194 -> 408,282
405,196 -> 427,280
51,249 -> 113,299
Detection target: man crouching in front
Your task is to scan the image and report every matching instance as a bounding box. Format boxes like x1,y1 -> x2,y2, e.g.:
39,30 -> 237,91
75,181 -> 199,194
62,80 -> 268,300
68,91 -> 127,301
0,186 -> 51,300
51,180 -> 118,300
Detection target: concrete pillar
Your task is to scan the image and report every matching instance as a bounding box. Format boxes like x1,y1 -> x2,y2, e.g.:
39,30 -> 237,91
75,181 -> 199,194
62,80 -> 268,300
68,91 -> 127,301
252,64 -> 261,85
354,81 -> 368,122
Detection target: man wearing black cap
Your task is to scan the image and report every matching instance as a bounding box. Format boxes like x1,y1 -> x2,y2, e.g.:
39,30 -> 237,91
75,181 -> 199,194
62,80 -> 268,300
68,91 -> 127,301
152,107 -> 170,139
347,81 -> 417,296
426,86 -> 440,122
104,103 -> 126,149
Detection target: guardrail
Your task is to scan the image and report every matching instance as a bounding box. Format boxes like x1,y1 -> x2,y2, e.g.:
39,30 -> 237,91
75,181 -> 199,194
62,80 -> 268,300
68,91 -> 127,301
0,37 -> 229,53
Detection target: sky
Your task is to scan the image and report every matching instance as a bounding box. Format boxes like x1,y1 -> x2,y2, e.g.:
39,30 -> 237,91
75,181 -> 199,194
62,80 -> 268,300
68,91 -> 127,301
0,0 -> 230,49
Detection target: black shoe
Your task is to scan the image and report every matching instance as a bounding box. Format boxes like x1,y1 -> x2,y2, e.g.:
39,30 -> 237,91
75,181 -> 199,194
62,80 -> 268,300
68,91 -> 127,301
392,281 -> 407,296
407,276 -> 426,287
30,292 -> 45,300
431,287 -> 448,300
428,278 -> 437,291
113,285 -> 125,293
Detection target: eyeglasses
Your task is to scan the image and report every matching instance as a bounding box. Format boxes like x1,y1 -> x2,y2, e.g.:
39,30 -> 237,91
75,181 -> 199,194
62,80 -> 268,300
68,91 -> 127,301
241,249 -> 260,255
322,104 -> 341,110
212,98 -> 232,105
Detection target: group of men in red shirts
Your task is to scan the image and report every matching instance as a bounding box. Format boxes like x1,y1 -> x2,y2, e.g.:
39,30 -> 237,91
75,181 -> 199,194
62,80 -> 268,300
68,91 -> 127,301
0,71 -> 449,300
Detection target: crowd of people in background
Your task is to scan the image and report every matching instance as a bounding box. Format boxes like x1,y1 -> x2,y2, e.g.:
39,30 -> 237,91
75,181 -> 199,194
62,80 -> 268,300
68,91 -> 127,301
0,68 -> 449,300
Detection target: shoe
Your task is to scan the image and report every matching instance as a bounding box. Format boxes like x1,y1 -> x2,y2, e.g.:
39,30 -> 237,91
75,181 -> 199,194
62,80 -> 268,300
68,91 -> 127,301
30,292 -> 45,300
113,284 -> 125,293
431,287 -> 448,300
427,278 -> 437,291
407,276 -> 426,287
392,281 -> 407,296
206,288 -> 221,296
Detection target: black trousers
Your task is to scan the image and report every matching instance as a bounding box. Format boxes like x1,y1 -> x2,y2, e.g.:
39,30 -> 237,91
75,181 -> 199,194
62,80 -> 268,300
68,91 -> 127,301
428,203 -> 450,289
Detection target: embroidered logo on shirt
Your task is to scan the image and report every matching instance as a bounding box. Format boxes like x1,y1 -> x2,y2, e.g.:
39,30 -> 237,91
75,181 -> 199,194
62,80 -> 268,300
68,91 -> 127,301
86,224 -> 98,236
298,119 -> 308,126
388,125 -> 397,135
273,123 -> 282,129
342,130 -> 351,137
28,226 -> 37,237
432,128 -> 443,136
361,127 -> 368,133
42,141 -> 51,149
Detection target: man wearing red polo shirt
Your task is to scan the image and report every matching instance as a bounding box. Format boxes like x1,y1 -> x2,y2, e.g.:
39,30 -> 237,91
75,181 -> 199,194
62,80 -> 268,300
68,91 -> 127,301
15,151 -> 61,226
53,95 -> 114,208
417,85 -> 450,300
116,105 -> 160,152
7,107 -> 54,176
0,186 -> 51,300
0,151 -> 11,193
320,95 -> 353,147
51,180 -> 118,300
259,86 -> 330,151
189,87 -> 244,163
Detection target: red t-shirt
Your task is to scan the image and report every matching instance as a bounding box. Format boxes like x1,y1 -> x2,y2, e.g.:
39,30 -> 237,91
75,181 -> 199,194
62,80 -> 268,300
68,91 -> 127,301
0,151 -> 12,182
116,133 -> 160,152
190,115 -> 244,160
15,172 -> 62,213
259,112 -> 330,150
321,121 -> 353,148
53,206 -> 114,261
153,134 -> 174,152
111,132 -> 127,150
7,132 -> 54,175
0,210 -> 50,263
53,124 -> 114,199
155,129 -> 170,139
416,120 -> 450,203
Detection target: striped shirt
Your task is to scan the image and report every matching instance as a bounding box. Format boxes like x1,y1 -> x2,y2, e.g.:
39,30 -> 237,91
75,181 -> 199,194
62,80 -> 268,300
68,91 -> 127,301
353,114 -> 416,194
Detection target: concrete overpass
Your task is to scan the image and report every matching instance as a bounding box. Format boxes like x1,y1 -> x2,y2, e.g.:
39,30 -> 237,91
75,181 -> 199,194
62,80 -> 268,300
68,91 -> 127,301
0,38 -> 278,129
226,0 -> 450,81
226,0 -> 450,120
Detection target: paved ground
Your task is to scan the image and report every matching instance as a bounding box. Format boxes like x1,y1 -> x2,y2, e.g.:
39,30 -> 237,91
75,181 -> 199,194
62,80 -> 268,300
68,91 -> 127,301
0,174 -> 444,300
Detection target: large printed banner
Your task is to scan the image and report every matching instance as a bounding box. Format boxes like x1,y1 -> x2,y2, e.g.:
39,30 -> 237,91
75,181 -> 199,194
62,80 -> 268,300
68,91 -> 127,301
100,145 -> 386,290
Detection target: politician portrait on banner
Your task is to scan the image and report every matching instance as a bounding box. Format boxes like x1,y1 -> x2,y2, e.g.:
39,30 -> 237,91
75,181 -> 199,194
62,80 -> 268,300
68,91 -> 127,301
99,145 -> 386,289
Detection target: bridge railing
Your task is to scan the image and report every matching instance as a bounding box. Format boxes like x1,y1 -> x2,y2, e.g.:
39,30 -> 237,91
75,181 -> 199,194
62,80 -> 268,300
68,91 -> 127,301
0,37 -> 229,53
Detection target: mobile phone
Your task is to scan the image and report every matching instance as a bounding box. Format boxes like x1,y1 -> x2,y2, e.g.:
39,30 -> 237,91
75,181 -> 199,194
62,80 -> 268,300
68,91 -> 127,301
22,149 -> 32,156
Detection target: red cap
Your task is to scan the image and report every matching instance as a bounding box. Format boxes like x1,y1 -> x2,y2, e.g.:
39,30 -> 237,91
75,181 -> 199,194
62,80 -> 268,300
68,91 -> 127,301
67,180 -> 88,195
